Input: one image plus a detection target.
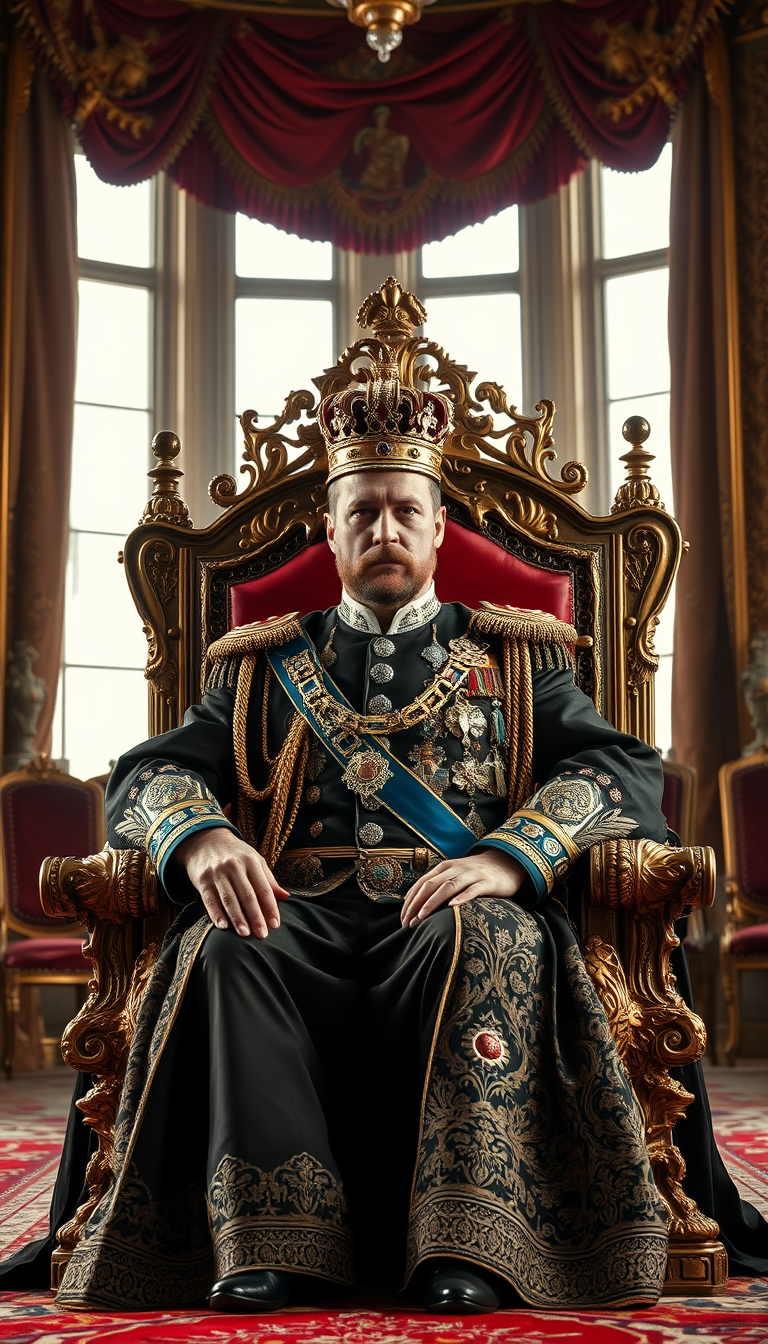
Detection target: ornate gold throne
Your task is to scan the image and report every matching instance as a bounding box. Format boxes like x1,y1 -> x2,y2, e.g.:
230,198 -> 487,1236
41,278 -> 724,1295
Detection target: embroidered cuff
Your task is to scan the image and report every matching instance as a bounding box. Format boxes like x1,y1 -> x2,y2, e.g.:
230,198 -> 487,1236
478,811 -> 578,900
478,768 -> 642,900
114,765 -> 237,889
147,806 -> 236,887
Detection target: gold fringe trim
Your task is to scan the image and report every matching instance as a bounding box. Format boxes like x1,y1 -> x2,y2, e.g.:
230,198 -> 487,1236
470,603 -> 577,647
206,614 -> 302,669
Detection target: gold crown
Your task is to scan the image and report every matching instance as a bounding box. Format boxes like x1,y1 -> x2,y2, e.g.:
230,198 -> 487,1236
318,278 -> 453,485
319,365 -> 453,485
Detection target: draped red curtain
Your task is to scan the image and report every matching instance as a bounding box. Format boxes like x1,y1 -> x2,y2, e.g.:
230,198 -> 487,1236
16,0 -> 721,251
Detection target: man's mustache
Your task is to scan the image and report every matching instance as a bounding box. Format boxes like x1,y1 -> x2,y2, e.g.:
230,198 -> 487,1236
360,546 -> 411,569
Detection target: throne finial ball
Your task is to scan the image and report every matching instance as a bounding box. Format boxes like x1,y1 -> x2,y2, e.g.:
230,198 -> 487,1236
152,430 -> 182,463
622,416 -> 651,446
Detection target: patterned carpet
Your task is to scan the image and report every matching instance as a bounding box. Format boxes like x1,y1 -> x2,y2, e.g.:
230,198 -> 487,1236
0,1064 -> 766,1343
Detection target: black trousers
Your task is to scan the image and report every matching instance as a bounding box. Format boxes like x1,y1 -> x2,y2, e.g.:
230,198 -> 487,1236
187,888 -> 457,1289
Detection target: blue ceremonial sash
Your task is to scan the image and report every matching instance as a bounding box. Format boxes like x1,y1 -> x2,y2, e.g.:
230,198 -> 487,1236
268,633 -> 478,860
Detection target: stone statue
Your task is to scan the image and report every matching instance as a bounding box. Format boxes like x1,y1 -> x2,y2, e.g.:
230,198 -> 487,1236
741,631 -> 768,756
4,640 -> 46,771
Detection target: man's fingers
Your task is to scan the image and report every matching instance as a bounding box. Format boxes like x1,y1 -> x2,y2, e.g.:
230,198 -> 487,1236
408,873 -> 462,925
401,863 -> 452,922
199,889 -> 229,930
265,868 -> 291,901
448,882 -> 487,906
208,878 -> 250,937
245,859 -> 282,930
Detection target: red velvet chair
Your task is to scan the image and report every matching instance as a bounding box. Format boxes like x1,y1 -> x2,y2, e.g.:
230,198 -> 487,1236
0,757 -> 103,1077
719,752 -> 768,1065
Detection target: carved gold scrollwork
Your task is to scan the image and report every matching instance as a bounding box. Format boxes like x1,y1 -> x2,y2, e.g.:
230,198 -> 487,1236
210,394 -> 325,510
39,848 -> 160,1285
134,536 -> 179,703
623,522 -> 674,694
586,839 -> 725,1272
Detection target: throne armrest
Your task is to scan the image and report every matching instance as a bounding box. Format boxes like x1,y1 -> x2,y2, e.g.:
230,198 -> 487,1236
583,838 -> 727,1294
39,847 -> 163,1287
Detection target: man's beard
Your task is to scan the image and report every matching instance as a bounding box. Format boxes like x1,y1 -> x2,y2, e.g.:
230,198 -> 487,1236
337,543 -> 437,610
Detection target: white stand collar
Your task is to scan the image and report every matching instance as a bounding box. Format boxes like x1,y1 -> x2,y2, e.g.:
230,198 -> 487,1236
338,582 -> 441,635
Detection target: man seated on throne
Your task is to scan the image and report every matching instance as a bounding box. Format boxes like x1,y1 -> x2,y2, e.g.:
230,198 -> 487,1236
6,339 -> 766,1314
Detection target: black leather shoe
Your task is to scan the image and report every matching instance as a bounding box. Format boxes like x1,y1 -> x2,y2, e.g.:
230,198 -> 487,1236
209,1269 -> 292,1312
421,1260 -> 501,1314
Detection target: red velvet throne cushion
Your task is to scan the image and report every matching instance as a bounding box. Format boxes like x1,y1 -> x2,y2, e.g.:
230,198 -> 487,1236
231,518 -> 574,628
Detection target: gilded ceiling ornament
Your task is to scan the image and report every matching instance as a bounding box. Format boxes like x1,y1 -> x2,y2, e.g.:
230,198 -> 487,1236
595,0 -> 703,122
47,0 -> 156,136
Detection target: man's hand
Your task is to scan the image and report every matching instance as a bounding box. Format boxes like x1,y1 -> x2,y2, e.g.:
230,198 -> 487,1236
175,828 -> 289,938
400,849 -> 527,928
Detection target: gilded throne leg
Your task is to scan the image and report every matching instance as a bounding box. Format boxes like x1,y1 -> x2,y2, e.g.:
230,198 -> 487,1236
39,847 -> 161,1288
586,839 -> 728,1294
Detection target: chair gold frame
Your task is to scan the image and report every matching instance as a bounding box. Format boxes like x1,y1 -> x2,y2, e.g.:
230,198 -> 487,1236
40,278 -> 725,1294
0,756 -> 104,1077
719,751 -> 768,1066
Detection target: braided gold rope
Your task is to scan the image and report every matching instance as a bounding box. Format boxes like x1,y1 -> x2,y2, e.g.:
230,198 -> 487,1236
260,714 -> 310,868
232,651 -> 310,865
503,639 -> 518,813
503,638 -> 535,814
516,640 -> 534,811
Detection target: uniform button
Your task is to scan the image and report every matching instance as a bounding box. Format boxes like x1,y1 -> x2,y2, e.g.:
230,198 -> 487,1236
358,822 -> 384,846
310,820 -> 323,838
370,663 -> 394,684
373,637 -> 396,657
368,694 -> 392,713
305,785 -> 321,804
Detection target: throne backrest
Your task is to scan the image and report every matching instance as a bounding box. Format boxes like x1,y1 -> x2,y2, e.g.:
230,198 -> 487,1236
122,278 -> 681,753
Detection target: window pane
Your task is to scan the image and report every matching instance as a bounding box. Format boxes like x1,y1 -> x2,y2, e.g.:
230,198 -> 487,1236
608,392 -> 672,512
75,156 -> 152,269
64,532 -> 147,669
655,654 -> 673,756
424,293 -> 523,408
76,280 -> 151,410
236,216 -> 332,280
422,206 -> 519,278
601,142 -> 672,261
62,667 -> 147,781
236,297 -> 334,428
70,405 -> 151,534
604,269 -> 669,403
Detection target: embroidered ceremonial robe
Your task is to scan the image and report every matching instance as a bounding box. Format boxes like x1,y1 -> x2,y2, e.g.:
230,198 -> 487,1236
54,592 -> 673,1312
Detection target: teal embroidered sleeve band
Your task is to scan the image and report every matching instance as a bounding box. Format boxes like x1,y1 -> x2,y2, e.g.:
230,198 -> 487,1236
146,803 -> 237,886
477,810 -> 580,900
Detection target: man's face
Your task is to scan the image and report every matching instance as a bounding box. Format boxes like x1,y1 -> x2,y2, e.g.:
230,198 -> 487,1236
325,471 -> 446,611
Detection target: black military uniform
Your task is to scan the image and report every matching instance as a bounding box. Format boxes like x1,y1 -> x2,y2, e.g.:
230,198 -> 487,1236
46,589 -> 677,1312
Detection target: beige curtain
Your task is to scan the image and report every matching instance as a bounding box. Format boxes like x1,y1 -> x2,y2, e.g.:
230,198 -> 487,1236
6,60 -> 77,757
669,58 -> 740,851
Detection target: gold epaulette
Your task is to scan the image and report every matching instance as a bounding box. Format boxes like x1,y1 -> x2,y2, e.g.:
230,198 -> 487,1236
204,612 -> 303,692
469,601 -> 578,673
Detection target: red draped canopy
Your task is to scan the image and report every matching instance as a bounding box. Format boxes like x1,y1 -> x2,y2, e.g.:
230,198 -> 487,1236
15,0 -> 721,251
